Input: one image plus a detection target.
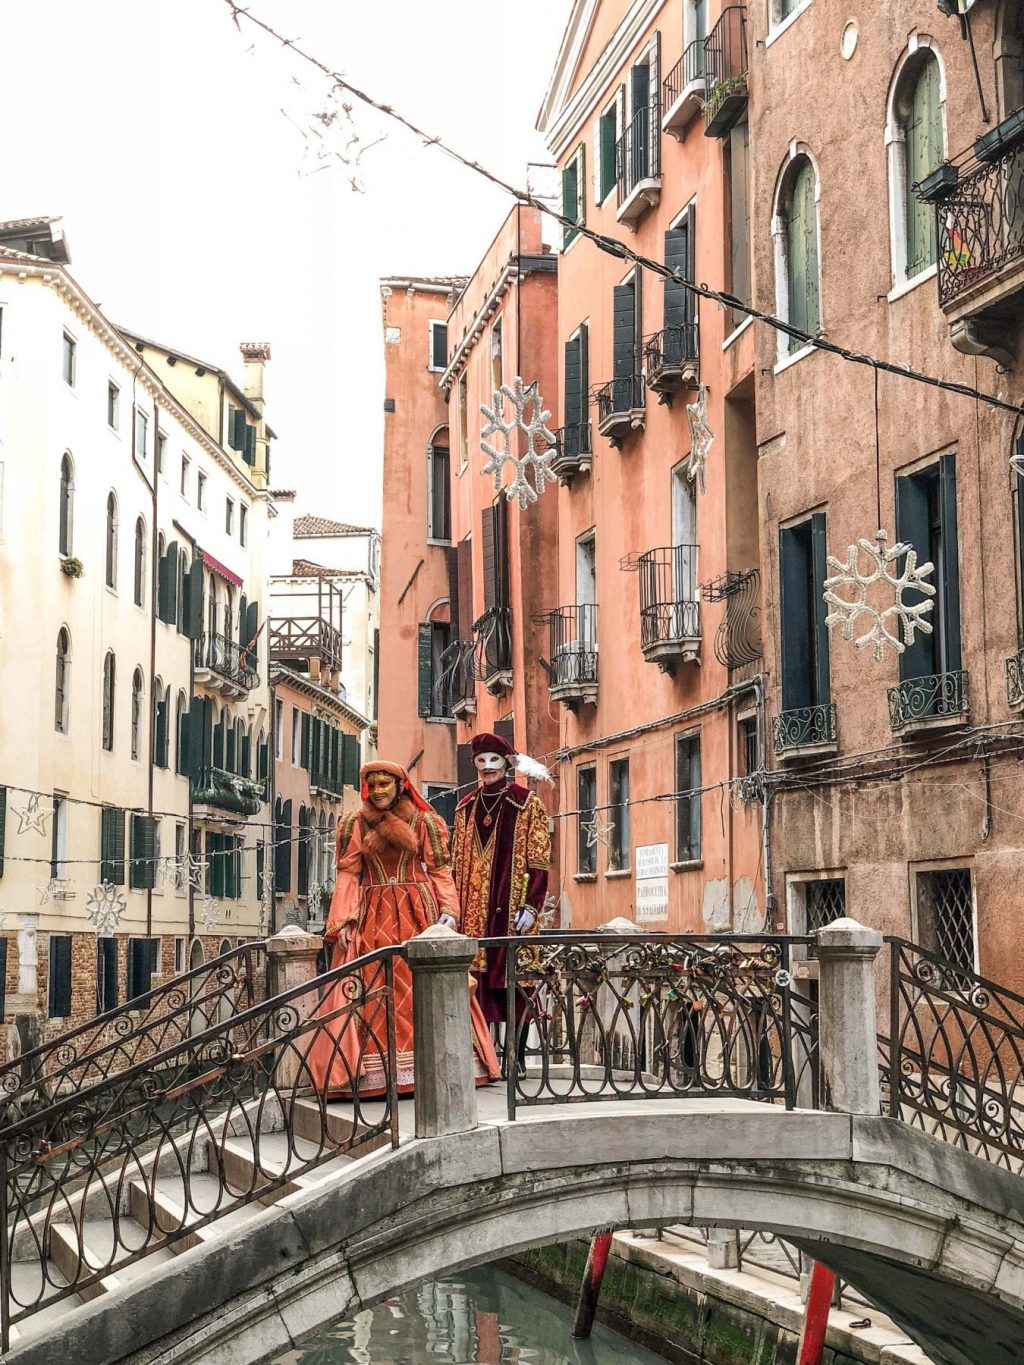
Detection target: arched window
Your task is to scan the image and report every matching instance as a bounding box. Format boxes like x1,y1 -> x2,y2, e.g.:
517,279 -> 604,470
105,492 -> 119,589
102,651 -> 116,751
225,586 -> 234,647
176,690 -> 189,775
156,531 -> 166,618
887,44 -> 944,284
59,454 -> 74,557
177,550 -> 189,634
133,517 -> 146,607
55,628 -> 71,734
153,679 -> 170,768
131,668 -> 144,761
774,155 -> 821,355
207,573 -> 217,642
256,727 -> 268,783
427,428 -> 452,542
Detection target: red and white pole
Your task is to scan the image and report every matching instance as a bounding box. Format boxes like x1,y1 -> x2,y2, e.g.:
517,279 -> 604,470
571,1230 -> 614,1339
796,1261 -> 836,1365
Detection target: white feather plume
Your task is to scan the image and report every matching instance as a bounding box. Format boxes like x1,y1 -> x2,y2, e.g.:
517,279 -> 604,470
514,752 -> 554,785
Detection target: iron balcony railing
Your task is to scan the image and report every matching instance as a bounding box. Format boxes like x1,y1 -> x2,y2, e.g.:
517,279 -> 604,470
552,422 -> 593,475
615,101 -> 661,207
934,110 -> 1024,308
663,38 -> 707,112
193,764 -> 267,814
472,605 -> 513,687
772,702 -> 838,755
638,545 -> 701,651
547,604 -> 598,690
596,374 -> 645,424
1006,645 -> 1024,709
437,637 -> 476,713
644,323 -> 699,392
887,669 -> 969,730
196,631 -> 259,690
704,6 -> 748,136
701,569 -> 762,670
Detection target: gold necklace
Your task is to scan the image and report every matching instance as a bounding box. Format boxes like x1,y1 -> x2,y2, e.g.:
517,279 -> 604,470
477,784 -> 507,827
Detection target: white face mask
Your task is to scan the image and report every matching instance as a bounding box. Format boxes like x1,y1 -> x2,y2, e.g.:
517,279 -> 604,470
474,752 -> 507,780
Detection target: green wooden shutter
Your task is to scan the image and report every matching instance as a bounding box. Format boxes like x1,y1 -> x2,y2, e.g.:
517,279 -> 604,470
417,623 -> 433,717
244,600 -> 258,645
164,541 -> 179,625
493,498 -> 510,610
48,936 -> 72,1018
212,711 -> 225,769
580,322 -> 589,421
564,334 -> 582,429
98,936 -> 119,1013
939,453 -> 962,673
895,471 -> 935,682
187,560 -> 204,640
906,55 -> 940,277
300,712 -> 311,769
779,525 -> 813,711
101,807 -> 126,885
612,283 -> 635,382
244,425 -> 256,466
241,730 -> 251,778
310,718 -> 321,785
810,512 -> 831,706
342,733 -> 360,788
600,112 -> 616,200
0,786 -> 6,878
481,508 -> 496,611
207,833 -> 223,898
231,408 -> 246,451
575,143 -> 586,225
225,721 -> 236,773
787,164 -> 815,347
562,157 -> 579,247
258,737 -> 268,781
154,697 -> 168,769
130,814 -> 156,890
664,225 -> 690,334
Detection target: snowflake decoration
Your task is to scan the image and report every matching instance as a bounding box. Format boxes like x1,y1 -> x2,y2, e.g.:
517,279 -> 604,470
684,384 -> 714,495
823,529 -> 935,662
86,882 -> 127,936
581,813 -> 614,848
38,879 -> 71,906
480,377 -> 557,510
12,793 -> 52,837
199,896 -> 220,932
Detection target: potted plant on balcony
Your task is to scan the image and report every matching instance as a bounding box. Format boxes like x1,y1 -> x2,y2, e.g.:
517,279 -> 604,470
974,107 -> 1024,164
59,556 -> 84,578
916,161 -> 958,202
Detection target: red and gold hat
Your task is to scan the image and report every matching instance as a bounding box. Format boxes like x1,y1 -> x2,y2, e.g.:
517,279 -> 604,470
470,732 -> 514,759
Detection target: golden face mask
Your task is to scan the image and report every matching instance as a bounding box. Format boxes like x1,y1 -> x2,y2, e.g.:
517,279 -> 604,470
366,773 -> 399,806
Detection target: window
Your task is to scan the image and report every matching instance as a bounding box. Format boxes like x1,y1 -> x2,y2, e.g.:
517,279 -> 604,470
291,707 -> 300,766
789,874 -> 846,957
131,668 -> 144,761
771,0 -> 805,23
724,122 -> 751,330
664,205 -> 697,355
55,628 -> 71,734
175,691 -> 189,776
50,794 -> 67,881
174,822 -> 186,891
562,143 -> 586,247
62,332 -> 76,387
197,471 -> 207,512
240,504 -> 248,547
739,715 -> 759,775
100,806 -> 126,885
48,935 -> 72,1018
59,453 -> 74,556
274,797 -> 293,892
180,455 -> 190,498
889,47 -> 943,283
156,431 -> 166,474
102,651 -> 116,751
576,765 -> 597,876
428,442 -> 451,542
674,733 -> 702,863
429,320 -> 448,372
130,814 -> 157,890
779,513 -> 831,716
133,517 -> 146,607
596,96 -> 621,203
776,154 -> 821,354
177,551 -> 190,635
895,455 -> 961,689
458,374 -> 469,469
490,318 -> 503,393
608,759 -> 630,872
105,491 -> 118,589
107,382 -> 120,430
225,497 -> 234,535
153,681 -> 170,769
97,938 -> 119,1014
127,938 -> 159,1002
624,36 -> 660,190
274,698 -> 284,760
134,408 -> 148,463
417,619 -> 452,718
611,270 -> 642,408
915,867 -> 976,981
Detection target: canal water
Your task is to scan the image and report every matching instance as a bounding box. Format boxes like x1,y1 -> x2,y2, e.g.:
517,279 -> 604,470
273,1262 -> 669,1364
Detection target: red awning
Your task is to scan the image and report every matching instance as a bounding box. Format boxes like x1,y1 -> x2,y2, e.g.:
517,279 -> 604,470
198,547 -> 243,588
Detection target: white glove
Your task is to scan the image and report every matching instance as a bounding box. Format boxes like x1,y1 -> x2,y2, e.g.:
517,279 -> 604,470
437,913 -> 458,930
514,907 -> 537,934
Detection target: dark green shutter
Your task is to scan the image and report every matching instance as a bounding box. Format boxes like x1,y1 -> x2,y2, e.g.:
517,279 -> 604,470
342,733 -> 360,788
481,508 -> 496,611
613,283 -> 635,381
939,454 -> 962,672
258,737 -> 268,781
244,601 -> 258,649
562,158 -> 578,247
155,697 -> 168,769
225,721 -> 236,773
244,425 -> 256,466
787,167 -> 809,343
599,112 -> 616,200
0,786 -> 6,878
164,541 -> 179,625
98,937 -> 119,1014
779,525 -> 813,711
231,407 -> 246,451
130,814 -> 156,890
895,471 -> 935,682
101,807 -> 126,885
177,703 -> 189,776
127,938 -> 156,1001
187,560 -> 204,640
300,712 -> 310,769
310,718 -> 320,784
241,730 -> 251,778
417,623 -> 433,717
810,512 -> 831,706
664,224 -> 690,333
579,323 -> 589,422
213,711 -> 225,769
274,800 -> 292,892
238,593 -> 247,642
565,334 -> 582,429
207,833 -> 223,898
48,936 -> 72,1018
906,55 -> 940,276
256,841 -> 265,900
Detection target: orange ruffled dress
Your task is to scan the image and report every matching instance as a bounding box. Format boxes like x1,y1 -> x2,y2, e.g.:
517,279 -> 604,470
309,796 -> 500,1096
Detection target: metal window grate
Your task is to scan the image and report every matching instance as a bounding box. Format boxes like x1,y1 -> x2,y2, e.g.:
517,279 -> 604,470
805,878 -> 846,935
917,868 -> 975,980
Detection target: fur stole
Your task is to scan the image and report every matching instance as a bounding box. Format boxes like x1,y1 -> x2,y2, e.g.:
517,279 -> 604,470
360,795 -> 420,857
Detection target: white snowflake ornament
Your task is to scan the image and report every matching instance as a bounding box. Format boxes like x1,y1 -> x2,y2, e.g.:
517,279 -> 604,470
86,882 -> 127,935
823,529 -> 935,662
480,377 -> 557,510
307,882 -> 324,920
685,384 -> 714,495
199,896 -> 220,932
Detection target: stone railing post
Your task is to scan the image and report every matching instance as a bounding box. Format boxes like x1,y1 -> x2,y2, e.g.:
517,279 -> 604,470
406,925 -> 479,1140
265,925 -> 323,1090
817,917 -> 883,1116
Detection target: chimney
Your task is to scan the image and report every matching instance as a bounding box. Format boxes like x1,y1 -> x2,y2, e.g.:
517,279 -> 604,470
240,342 -> 271,408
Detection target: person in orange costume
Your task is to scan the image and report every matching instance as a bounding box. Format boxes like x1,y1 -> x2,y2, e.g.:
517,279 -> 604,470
309,761 -> 500,1096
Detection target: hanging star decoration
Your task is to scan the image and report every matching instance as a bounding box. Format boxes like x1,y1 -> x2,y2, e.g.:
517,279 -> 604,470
684,384 -> 714,495
480,377 -> 557,510
160,852 -> 206,894
199,896 -> 220,932
86,882 -> 127,936
12,793 -> 53,837
581,813 -> 615,848
823,530 -> 935,662
38,878 -> 71,906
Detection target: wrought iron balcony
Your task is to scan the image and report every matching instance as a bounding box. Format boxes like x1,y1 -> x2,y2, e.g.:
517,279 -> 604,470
888,670 -> 969,735
704,7 -> 748,139
701,569 -> 762,670
545,604 -> 598,710
772,703 -> 838,759
194,632 -> 259,697
1006,646 -> 1024,710
437,638 -> 476,717
662,39 -> 706,140
471,605 -> 513,696
192,765 -> 266,816
615,102 -> 662,225
637,545 -> 700,672
552,422 -> 593,483
596,374 -> 645,448
931,109 -> 1024,367
644,324 -> 699,403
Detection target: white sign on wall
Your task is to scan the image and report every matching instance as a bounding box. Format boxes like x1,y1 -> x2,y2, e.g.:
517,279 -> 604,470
635,842 -> 669,923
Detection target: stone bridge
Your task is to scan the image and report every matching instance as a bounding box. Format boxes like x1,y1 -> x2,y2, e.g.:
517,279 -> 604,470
3,921 -> 1024,1365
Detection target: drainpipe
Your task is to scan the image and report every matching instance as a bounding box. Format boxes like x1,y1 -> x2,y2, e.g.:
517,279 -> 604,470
175,519 -> 199,942
136,379 -> 159,942
268,676 -> 277,937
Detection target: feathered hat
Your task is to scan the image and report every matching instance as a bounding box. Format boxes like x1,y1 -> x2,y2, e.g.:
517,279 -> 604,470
470,732 -> 553,785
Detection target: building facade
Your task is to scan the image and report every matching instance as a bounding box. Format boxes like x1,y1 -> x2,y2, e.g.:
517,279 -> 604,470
538,0 -> 763,933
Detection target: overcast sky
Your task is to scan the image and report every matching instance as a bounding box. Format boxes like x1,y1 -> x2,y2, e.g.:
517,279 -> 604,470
0,0 -> 572,528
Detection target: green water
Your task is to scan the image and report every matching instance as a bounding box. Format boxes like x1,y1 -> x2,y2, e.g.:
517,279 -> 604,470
273,1263 -> 669,1364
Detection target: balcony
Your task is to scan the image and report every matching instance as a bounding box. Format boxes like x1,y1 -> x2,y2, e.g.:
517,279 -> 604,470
192,765 -> 266,820
637,545 -> 701,673
472,606 -> 513,696
438,638 -> 477,718
643,323 -> 699,405
551,422 -> 593,483
887,670 -> 970,737
662,39 -> 706,140
596,374 -> 645,448
269,616 -> 343,674
701,570 -> 762,670
194,632 -> 259,699
704,7 -> 748,139
932,109 -> 1024,367
545,605 -> 598,710
615,103 -> 662,227
772,703 -> 838,761
1006,646 -> 1024,710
